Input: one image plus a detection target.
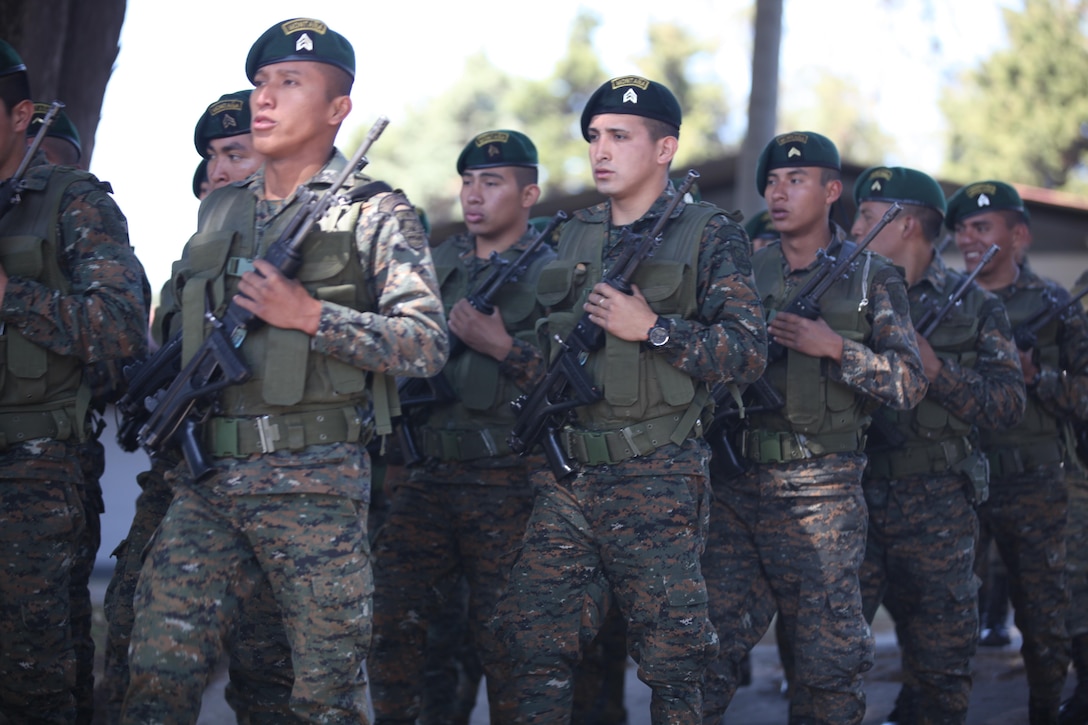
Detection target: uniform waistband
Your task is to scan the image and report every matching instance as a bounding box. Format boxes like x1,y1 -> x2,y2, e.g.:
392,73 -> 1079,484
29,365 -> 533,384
0,405 -> 79,449
419,427 -> 512,461
205,406 -> 372,458
866,436 -> 972,480
986,439 -> 1063,479
742,428 -> 864,464
562,413 -> 704,466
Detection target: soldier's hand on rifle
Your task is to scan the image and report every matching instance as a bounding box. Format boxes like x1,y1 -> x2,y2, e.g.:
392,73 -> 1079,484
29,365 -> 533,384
585,282 -> 657,343
235,259 -> 321,335
1018,347 -> 1039,386
768,311 -> 844,364
914,333 -> 943,380
449,298 -> 512,361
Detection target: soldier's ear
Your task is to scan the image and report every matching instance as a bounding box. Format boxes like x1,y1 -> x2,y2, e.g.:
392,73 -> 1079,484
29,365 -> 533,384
10,99 -> 33,134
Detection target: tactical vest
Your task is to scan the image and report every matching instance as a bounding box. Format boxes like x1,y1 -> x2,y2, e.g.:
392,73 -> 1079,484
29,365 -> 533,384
0,164 -> 97,447
749,240 -> 888,456
420,234 -> 554,460
982,282 -> 1064,473
534,202 -> 719,435
867,270 -> 985,477
174,175 -> 383,456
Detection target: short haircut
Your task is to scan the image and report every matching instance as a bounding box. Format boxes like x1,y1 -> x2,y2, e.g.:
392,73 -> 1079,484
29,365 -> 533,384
905,205 -> 944,243
512,165 -> 539,188
643,116 -> 680,142
1000,208 -> 1030,229
819,167 -> 842,186
0,72 -> 31,115
319,64 -> 353,100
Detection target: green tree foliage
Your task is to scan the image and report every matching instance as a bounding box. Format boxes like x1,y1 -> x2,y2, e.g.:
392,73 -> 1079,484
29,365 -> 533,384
361,9 -> 732,227
941,0 -> 1088,190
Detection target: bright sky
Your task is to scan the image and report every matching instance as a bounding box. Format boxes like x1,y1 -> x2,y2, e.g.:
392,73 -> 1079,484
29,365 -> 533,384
90,0 -> 1016,295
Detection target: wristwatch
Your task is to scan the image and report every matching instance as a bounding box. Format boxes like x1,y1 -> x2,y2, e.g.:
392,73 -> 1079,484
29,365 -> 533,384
647,316 -> 671,348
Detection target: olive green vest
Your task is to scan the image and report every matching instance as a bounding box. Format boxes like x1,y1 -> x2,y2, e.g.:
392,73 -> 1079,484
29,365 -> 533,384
0,164 -> 96,446
750,239 -> 885,450
534,201 -> 719,431
175,176 -> 376,426
981,281 -> 1063,472
420,232 -> 554,459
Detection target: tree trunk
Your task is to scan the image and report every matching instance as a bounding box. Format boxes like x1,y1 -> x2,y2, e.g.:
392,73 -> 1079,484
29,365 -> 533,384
734,0 -> 782,222
4,0 -> 126,165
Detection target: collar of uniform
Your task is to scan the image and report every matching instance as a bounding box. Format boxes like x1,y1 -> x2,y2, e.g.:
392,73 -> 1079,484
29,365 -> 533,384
919,251 -> 951,293
248,147 -> 347,206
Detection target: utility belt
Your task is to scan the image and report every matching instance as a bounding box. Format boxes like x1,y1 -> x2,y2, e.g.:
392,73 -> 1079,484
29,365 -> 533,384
742,428 -> 864,464
205,406 -> 373,458
867,436 -> 972,480
562,413 -> 704,466
0,404 -> 80,449
419,426 -> 512,462
985,438 -> 1064,479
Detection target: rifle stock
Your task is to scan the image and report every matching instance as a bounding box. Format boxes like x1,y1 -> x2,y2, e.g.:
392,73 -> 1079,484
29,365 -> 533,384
1014,282 -> 1088,352
119,117 -> 391,476
507,171 -> 699,479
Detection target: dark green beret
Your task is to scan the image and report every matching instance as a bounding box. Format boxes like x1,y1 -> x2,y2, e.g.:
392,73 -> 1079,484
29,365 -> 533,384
0,40 -> 26,78
755,131 -> 840,195
580,76 -> 681,141
193,90 -> 253,156
854,166 -> 945,216
744,210 -> 778,241
193,158 -> 209,200
27,102 -> 81,160
945,180 -> 1029,229
246,18 -> 355,83
456,130 -> 537,175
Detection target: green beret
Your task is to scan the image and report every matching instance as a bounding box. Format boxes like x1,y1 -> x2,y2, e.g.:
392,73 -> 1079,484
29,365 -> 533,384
246,18 -> 354,83
194,90 -> 253,156
456,130 -> 537,175
193,158 -> 208,200
0,40 -> 26,78
27,102 -> 81,160
580,76 -> 681,141
854,166 -> 945,216
755,131 -> 840,195
744,210 -> 778,241
945,180 -> 1029,229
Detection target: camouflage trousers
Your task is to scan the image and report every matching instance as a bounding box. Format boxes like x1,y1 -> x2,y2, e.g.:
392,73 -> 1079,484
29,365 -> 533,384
494,439 -> 718,725
73,437 -> 105,725
976,462 -> 1069,711
369,462 -> 535,723
859,472 -> 979,725
123,478 -> 372,724
703,452 -> 874,725
0,440 -> 86,724
102,454 -> 304,724
1067,469 -> 1088,639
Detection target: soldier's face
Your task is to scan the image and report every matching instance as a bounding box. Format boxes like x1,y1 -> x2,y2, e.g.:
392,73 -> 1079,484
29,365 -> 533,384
206,133 -> 264,190
954,211 -> 1022,278
250,62 -> 349,160
853,200 -> 902,259
763,167 -> 840,236
0,99 -> 32,177
460,167 -> 533,241
586,114 -> 673,203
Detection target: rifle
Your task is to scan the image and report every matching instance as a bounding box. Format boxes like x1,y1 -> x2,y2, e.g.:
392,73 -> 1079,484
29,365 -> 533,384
0,100 -> 64,221
765,201 -> 903,364
1014,282 -> 1088,352
507,170 -> 699,479
118,117 -> 391,478
392,210 -> 568,465
867,244 -> 998,451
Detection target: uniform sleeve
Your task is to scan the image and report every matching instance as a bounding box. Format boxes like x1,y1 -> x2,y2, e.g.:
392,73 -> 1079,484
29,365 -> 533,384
499,337 -> 547,393
836,265 -> 927,410
0,178 -> 149,364
1034,301 -> 1088,420
926,295 -> 1025,430
659,214 -> 768,385
309,191 -> 449,378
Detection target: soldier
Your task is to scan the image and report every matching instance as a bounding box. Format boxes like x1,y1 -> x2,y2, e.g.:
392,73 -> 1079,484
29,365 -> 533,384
26,102 -> 82,167
851,166 -> 1025,724
494,75 -> 767,723
0,40 -> 149,723
948,180 -> 1088,724
193,158 -> 209,200
702,132 -> 928,725
101,90 -> 287,723
121,18 -> 448,723
744,208 -> 778,253
369,129 -> 553,723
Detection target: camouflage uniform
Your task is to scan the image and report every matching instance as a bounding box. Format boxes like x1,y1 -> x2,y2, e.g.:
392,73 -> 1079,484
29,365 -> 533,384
0,154 -> 148,722
496,185 -> 768,723
859,253 -> 1025,724
979,263 -> 1088,719
370,227 -> 552,723
121,152 -> 448,724
703,228 -> 928,725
